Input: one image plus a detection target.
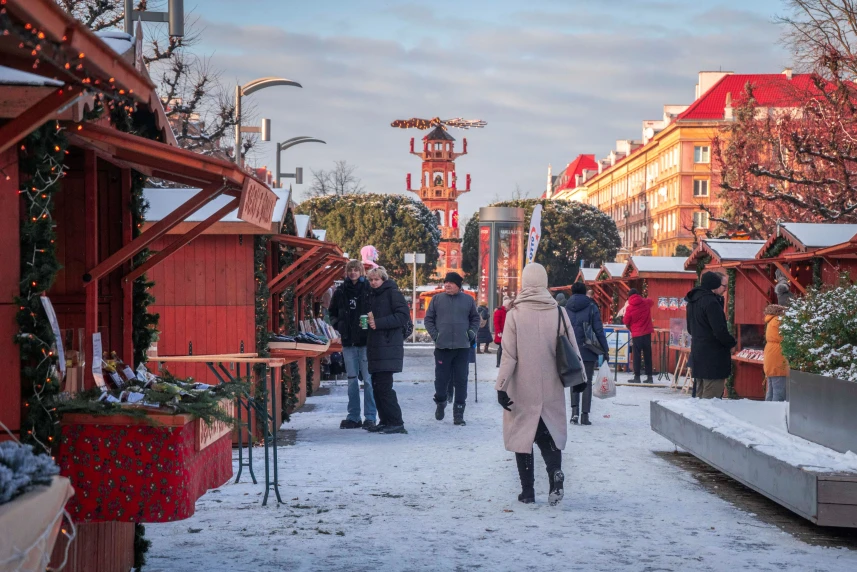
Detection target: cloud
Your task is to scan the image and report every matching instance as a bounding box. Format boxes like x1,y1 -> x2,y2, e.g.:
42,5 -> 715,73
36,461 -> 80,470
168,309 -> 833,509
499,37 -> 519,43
190,2 -> 789,217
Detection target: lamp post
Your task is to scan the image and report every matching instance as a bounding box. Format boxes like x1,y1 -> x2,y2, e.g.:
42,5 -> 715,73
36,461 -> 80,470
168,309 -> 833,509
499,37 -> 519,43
234,77 -> 302,166
125,0 -> 184,36
404,252 -> 426,342
275,136 -> 326,188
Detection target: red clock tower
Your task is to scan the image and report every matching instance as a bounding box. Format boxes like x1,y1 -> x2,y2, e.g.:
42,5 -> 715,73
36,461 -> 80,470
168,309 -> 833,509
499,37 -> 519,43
406,125 -> 471,279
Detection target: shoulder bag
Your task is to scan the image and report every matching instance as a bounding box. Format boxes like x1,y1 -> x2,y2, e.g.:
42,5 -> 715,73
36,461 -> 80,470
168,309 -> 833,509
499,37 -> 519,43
582,304 -> 608,356
556,307 -> 587,390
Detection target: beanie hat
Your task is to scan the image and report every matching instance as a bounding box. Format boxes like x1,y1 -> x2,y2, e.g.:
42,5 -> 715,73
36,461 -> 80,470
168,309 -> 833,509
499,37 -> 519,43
443,272 -> 463,288
502,296 -> 512,308
555,292 -> 567,305
701,271 -> 724,291
628,288 -> 639,296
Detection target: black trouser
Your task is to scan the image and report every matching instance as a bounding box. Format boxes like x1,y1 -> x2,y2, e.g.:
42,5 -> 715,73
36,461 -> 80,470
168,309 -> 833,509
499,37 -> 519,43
572,360 -> 596,414
434,347 -> 469,405
632,333 -> 653,377
371,371 -> 403,426
515,418 -> 562,489
496,344 -> 502,367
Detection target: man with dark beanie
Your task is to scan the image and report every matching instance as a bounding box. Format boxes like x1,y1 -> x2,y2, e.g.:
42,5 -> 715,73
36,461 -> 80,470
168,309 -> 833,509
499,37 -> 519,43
424,272 -> 480,425
685,271 -> 737,398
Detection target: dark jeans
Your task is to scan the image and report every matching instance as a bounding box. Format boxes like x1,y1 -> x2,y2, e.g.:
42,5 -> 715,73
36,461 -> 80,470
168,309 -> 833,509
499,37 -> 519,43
515,418 -> 562,489
372,371 -> 404,426
632,333 -> 653,377
434,347 -> 470,405
572,361 -> 596,414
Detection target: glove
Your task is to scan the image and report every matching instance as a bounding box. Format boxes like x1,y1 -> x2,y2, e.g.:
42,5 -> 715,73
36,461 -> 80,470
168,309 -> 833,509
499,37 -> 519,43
497,390 -> 514,411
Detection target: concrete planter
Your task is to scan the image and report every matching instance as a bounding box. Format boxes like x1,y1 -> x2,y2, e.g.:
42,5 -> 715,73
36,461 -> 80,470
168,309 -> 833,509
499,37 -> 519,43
789,370 -> 857,454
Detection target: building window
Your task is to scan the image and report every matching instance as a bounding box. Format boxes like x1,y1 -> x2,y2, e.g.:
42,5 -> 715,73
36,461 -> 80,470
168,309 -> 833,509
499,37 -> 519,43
694,145 -> 710,163
693,179 -> 709,197
693,211 -> 710,229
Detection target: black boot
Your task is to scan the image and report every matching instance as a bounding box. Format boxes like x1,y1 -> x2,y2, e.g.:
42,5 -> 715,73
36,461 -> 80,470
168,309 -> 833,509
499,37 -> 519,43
570,406 -> 579,425
453,403 -> 466,426
631,375 -> 641,383
548,469 -> 564,506
515,453 -> 535,504
434,399 -> 446,421
644,375 -> 654,384
580,413 -> 591,426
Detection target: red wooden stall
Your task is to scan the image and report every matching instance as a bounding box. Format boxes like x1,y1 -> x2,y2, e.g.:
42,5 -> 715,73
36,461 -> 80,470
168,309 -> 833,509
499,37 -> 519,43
593,262 -> 629,325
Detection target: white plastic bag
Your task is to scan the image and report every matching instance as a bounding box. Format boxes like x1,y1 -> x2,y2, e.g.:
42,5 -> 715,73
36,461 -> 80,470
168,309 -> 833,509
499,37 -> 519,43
592,362 -> 616,399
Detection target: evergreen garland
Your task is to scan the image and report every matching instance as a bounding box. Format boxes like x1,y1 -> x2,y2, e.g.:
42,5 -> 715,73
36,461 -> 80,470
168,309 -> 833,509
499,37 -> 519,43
610,288 -> 619,323
812,258 -> 824,289
277,214 -> 300,420
304,294 -> 314,398
15,122 -> 68,454
254,235 -> 271,395
695,254 -> 712,282
725,268 -> 738,398
641,278 -> 649,298
761,236 -> 789,259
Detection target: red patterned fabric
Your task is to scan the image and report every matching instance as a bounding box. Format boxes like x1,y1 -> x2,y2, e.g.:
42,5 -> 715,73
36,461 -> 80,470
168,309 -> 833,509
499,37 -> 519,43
58,420 -> 232,523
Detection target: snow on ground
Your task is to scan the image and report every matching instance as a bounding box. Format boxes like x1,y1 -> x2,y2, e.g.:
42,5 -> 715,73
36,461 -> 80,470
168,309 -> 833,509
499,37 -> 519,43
147,348 -> 857,571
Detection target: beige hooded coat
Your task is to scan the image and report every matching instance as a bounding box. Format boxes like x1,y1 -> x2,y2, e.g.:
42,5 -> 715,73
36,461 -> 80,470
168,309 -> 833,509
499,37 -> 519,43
495,264 -> 584,454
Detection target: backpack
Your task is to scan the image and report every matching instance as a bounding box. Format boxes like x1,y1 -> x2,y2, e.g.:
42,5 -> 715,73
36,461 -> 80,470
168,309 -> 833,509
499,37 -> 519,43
582,304 -> 607,356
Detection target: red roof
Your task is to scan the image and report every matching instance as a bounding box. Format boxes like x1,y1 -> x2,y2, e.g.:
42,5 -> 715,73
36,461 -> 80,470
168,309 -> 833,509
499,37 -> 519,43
557,154 -> 599,190
677,73 -> 819,120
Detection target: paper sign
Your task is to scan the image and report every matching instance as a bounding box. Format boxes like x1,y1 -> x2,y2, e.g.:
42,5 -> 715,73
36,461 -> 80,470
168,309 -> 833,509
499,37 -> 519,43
39,296 -> 65,377
92,332 -> 105,388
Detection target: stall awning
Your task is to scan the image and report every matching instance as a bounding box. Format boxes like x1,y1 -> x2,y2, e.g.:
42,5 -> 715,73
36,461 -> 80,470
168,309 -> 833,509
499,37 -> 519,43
267,235 -> 346,298
68,123 -> 276,284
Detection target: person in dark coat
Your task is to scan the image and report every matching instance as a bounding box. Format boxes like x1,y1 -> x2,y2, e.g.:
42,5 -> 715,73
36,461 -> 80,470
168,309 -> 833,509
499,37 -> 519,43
685,271 -> 736,399
329,260 -> 376,429
365,266 -> 409,434
565,282 -> 609,425
476,305 -> 493,353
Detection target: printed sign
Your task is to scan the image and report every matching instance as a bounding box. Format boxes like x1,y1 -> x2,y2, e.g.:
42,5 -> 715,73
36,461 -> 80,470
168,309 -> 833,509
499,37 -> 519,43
525,204 -> 542,265
91,332 -> 105,388
39,296 -> 65,377
237,177 -> 278,230
603,326 -> 631,365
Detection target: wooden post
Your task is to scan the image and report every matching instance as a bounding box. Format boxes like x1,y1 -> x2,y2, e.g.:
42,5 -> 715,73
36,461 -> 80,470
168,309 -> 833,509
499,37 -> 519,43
84,150 -> 99,389
120,168 -> 134,364
0,148 -> 21,437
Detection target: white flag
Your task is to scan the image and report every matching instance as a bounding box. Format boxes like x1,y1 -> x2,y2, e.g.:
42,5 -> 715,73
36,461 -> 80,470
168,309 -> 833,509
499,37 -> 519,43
526,204 -> 543,265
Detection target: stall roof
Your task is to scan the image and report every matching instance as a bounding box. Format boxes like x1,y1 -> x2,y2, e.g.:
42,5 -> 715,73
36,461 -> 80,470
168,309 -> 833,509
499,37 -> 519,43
294,214 -> 313,238
313,230 -> 327,242
599,262 -> 627,279
578,268 -> 600,282
0,66 -> 63,87
143,188 -> 290,234
705,239 -> 766,261
625,256 -> 695,277
760,222 -> 857,256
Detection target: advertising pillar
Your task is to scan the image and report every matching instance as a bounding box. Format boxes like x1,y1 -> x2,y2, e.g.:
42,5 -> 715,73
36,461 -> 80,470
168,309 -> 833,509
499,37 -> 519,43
478,207 -> 526,315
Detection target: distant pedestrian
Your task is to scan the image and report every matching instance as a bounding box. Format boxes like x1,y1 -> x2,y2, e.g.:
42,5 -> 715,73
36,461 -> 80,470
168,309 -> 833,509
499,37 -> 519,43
555,292 -> 567,306
763,302 -> 789,402
493,296 -> 511,367
476,305 -> 492,354
496,263 -> 582,506
685,271 -> 736,399
622,288 -> 655,383
425,272 -> 480,426
586,288 -> 595,299
565,282 -> 609,425
329,260 -> 376,430
365,266 -> 409,434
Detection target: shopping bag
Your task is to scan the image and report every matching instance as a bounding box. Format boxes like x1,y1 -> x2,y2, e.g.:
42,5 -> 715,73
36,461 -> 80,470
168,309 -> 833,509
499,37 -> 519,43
592,362 -> 616,399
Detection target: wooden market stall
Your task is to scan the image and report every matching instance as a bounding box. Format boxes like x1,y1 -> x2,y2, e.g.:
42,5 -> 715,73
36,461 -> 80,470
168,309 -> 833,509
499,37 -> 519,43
592,262 -> 629,324
685,239 -> 768,398
0,2 -> 282,569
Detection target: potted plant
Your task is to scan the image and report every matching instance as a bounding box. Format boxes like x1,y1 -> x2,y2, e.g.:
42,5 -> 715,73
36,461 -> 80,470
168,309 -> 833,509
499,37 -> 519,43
780,283 -> 857,453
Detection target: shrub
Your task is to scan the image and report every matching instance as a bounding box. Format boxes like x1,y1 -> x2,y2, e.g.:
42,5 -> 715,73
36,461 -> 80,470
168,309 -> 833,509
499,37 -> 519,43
780,284 -> 857,381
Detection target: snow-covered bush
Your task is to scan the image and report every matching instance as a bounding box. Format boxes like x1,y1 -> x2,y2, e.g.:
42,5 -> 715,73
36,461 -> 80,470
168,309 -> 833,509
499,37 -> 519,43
0,442 -> 59,504
780,284 -> 857,381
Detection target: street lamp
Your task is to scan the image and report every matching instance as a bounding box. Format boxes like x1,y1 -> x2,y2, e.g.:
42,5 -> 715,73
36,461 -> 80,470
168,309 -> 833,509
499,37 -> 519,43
275,136 -> 326,188
234,77 -> 302,165
125,0 -> 184,36
404,252 -> 426,342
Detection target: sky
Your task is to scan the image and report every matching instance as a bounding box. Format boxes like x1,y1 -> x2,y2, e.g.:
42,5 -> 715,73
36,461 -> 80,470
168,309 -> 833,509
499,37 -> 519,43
178,0 -> 792,218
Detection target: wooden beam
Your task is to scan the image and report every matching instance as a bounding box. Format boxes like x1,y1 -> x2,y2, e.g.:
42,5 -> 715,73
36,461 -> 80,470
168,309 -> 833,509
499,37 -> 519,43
123,197 -> 241,284
295,260 -> 339,298
735,267 -> 772,301
0,87 -> 81,155
269,250 -> 332,295
267,246 -> 321,291
83,150 -> 98,389
84,183 -> 226,283
772,261 -> 807,294
303,264 -> 345,299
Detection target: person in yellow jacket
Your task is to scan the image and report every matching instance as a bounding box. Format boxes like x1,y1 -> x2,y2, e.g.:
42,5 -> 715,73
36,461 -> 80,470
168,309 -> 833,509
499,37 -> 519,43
763,304 -> 789,401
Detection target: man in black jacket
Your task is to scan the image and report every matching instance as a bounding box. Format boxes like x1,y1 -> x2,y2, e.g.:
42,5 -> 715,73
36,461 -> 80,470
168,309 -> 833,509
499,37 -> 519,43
329,260 -> 377,429
685,271 -> 737,399
565,282 -> 609,425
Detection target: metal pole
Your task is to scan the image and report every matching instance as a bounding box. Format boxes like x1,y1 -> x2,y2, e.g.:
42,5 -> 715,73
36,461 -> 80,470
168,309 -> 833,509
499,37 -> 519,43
412,255 -> 417,343
234,85 -> 241,165
275,143 -> 281,188
124,0 -> 133,34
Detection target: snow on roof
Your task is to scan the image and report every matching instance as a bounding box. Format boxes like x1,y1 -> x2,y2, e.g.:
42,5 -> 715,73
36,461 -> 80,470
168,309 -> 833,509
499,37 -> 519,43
781,222 -> 857,249
95,30 -> 134,56
0,65 -> 63,87
602,262 -> 626,278
703,239 -> 767,261
630,256 -> 695,274
578,268 -> 600,281
143,188 -> 288,224
294,214 -> 312,238
313,229 -> 327,242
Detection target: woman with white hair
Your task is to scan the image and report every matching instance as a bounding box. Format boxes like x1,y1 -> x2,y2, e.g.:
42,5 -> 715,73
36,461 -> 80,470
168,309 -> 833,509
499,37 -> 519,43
496,263 -> 583,505
365,266 -> 409,434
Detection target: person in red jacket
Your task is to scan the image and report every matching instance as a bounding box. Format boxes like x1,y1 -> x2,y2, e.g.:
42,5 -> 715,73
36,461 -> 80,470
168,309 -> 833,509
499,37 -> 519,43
493,296 -> 511,367
622,288 -> 655,383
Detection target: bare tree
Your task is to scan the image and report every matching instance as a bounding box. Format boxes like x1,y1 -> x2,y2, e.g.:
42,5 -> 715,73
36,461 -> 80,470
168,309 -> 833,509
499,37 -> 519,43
306,161 -> 366,198
778,0 -> 857,76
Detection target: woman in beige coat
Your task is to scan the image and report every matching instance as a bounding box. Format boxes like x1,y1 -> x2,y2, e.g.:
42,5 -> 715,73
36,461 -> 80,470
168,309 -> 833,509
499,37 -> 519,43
495,263 -> 584,505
